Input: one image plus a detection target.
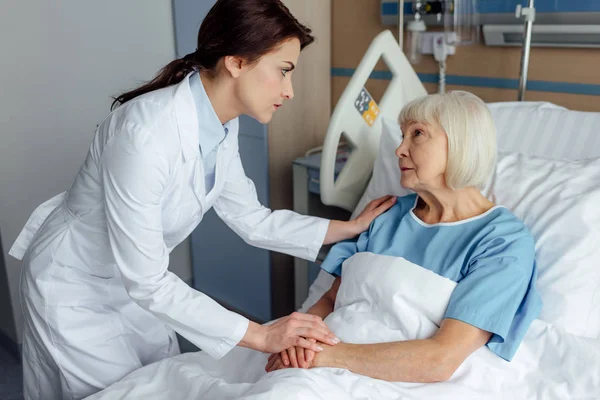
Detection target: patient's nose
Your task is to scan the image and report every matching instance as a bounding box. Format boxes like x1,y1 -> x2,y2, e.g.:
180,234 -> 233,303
396,142 -> 408,158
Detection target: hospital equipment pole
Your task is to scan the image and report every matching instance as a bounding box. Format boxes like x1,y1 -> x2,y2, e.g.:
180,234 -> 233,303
398,0 -> 404,49
516,0 -> 535,101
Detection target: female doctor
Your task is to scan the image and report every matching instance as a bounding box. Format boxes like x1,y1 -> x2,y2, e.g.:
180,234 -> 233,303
9,0 -> 395,399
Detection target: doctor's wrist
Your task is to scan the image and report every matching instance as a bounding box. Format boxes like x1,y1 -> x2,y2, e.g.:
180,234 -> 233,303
336,220 -> 362,240
323,220 -> 361,245
348,219 -> 363,237
239,321 -> 266,352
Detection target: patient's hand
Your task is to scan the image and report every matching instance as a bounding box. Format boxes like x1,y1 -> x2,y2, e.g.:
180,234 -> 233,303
284,338 -> 317,369
265,339 -> 320,372
265,341 -> 336,372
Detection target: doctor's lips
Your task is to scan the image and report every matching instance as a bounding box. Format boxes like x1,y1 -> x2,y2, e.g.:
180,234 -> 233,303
273,104 -> 282,110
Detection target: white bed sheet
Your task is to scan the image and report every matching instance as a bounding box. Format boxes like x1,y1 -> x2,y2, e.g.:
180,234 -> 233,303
87,253 -> 600,400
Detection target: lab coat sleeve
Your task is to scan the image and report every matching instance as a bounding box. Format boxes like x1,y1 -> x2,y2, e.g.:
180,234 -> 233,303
101,132 -> 248,360
214,150 -> 330,261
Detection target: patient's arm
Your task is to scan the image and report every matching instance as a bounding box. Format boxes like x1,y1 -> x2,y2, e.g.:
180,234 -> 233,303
313,318 -> 492,383
306,277 -> 341,319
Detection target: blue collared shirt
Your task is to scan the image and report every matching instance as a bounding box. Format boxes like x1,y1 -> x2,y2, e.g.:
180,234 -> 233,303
189,72 -> 229,194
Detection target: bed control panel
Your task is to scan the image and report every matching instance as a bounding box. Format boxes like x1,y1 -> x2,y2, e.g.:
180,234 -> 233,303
354,87 -> 381,127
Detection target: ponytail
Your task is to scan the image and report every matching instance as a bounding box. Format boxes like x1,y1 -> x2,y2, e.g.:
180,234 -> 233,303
111,52 -> 201,110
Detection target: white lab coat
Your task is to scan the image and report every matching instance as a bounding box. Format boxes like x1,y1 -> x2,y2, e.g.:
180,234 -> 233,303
10,72 -> 330,400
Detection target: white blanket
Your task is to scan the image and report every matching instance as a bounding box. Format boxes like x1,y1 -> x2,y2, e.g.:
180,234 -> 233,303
87,253 -> 600,399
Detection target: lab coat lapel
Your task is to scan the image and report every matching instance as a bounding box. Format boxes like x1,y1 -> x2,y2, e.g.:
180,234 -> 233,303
173,72 -> 229,207
173,73 -> 200,163
172,73 -> 209,206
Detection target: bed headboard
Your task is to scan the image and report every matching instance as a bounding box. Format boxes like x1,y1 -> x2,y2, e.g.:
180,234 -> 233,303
320,30 -> 427,212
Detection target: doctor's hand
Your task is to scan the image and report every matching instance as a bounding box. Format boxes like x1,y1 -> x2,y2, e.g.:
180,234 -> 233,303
353,195 -> 397,233
265,352 -> 290,372
240,312 -> 340,355
323,195 -> 397,245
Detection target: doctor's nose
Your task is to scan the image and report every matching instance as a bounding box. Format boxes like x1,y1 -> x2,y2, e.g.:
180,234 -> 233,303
282,82 -> 294,100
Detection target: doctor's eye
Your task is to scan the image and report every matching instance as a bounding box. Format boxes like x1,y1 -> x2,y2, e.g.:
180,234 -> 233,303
281,69 -> 290,77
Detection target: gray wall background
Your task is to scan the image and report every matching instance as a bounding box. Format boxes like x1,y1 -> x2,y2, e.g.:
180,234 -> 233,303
0,0 -> 192,345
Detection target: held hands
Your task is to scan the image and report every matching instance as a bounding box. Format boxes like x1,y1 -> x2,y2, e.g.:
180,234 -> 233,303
265,338 -> 317,372
265,340 -> 335,372
278,338 -> 317,370
256,312 -> 340,354
261,198 -> 397,374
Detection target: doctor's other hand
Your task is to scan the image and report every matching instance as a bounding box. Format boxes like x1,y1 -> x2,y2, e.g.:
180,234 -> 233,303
265,352 -> 289,372
240,312 -> 340,355
353,195 -> 396,234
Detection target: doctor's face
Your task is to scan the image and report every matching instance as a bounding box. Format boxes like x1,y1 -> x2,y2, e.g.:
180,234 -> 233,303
396,121 -> 448,192
234,38 -> 300,124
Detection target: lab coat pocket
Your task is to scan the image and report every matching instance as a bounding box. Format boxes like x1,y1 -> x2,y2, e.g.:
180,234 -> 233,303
45,301 -> 122,347
45,265 -> 125,349
45,264 -> 115,307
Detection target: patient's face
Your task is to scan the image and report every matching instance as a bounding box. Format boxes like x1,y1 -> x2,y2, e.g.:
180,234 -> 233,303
396,121 -> 448,191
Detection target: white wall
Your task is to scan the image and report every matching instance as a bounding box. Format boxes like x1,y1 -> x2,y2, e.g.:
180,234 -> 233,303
0,0 -> 192,344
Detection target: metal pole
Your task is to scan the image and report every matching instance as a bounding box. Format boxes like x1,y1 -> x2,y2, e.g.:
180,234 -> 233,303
398,0 -> 404,49
517,0 -> 535,101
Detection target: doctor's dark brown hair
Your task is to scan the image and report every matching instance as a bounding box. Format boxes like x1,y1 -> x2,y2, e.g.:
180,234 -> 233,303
111,0 -> 314,110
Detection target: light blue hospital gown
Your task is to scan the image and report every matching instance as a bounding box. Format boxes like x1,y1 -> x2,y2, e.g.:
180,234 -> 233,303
320,194 -> 543,361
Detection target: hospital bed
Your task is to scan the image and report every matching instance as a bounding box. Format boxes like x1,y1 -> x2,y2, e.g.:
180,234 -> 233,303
87,31 -> 600,400
303,30 -> 600,315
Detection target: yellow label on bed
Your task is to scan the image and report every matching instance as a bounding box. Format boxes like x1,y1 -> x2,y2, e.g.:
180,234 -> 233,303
354,88 -> 380,127
363,100 -> 380,126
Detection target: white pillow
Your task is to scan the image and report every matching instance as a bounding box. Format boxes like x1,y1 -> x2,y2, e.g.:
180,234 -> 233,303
486,101 -> 566,112
489,104 -> 600,161
348,117 -> 600,337
351,117 -> 410,220
483,152 -> 600,338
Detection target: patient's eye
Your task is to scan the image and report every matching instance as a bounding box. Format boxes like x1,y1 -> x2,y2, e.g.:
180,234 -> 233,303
414,129 -> 424,137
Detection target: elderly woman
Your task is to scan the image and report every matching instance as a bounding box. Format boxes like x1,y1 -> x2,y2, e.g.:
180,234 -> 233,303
266,91 -> 542,382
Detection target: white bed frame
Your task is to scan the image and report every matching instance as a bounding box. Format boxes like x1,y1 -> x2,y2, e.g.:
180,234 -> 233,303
320,30 -> 427,212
